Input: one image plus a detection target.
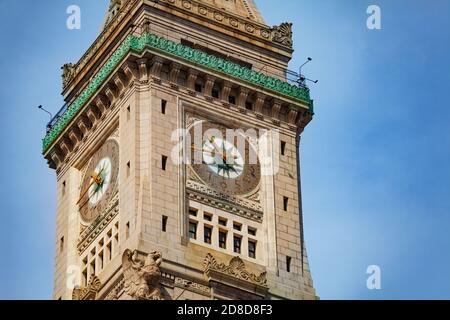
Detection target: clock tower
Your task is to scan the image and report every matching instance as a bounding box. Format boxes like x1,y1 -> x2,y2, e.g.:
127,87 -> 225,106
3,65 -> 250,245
44,0 -> 316,300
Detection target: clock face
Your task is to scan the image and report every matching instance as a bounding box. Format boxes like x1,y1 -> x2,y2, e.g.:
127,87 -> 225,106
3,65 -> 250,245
190,121 -> 261,195
79,139 -> 119,223
202,136 -> 245,179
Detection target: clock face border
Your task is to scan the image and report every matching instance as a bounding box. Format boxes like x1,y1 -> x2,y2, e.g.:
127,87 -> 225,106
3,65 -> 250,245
189,120 -> 261,196
79,139 -> 119,224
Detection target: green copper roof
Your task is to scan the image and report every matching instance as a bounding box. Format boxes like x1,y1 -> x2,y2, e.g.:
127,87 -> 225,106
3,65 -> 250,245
43,32 -> 313,152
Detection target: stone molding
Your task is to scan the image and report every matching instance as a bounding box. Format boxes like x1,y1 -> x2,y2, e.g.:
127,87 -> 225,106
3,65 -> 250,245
152,0 -> 293,49
44,31 -> 312,154
62,0 -> 139,93
77,193 -> 119,255
187,180 -> 263,222
204,253 -> 267,287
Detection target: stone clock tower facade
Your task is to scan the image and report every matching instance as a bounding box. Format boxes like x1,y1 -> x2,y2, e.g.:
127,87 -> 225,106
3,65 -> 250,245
43,0 -> 316,300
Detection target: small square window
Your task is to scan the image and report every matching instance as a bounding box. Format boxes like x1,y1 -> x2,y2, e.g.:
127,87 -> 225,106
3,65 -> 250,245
195,83 -> 202,93
233,222 -> 242,232
248,227 -> 257,237
219,218 -> 227,227
228,95 -> 236,105
204,213 -> 213,222
189,209 -> 198,217
245,101 -> 253,110
212,89 -> 220,98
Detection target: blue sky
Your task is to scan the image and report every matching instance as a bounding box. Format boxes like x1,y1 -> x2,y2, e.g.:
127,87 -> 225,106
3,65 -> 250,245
0,0 -> 449,300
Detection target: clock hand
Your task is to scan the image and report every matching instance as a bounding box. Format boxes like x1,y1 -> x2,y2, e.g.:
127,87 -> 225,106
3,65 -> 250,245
77,168 -> 105,205
206,136 -> 230,165
78,167 -> 106,210
191,145 -> 215,155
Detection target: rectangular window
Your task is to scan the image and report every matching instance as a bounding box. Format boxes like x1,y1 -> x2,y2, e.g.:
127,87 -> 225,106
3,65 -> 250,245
161,100 -> 167,114
234,236 -> 242,254
162,216 -> 168,232
248,227 -> 257,237
286,256 -> 292,273
283,197 -> 289,212
212,89 -> 220,98
90,260 -> 96,279
189,221 -> 197,240
281,141 -> 286,156
189,208 -> 198,217
204,213 -> 213,222
228,95 -> 236,105
106,242 -> 112,261
248,240 -> 257,259
219,218 -> 227,227
82,268 -> 88,287
59,236 -> 64,253
195,83 -> 202,93
204,226 -> 212,244
98,251 -> 104,270
219,231 -> 227,249
162,156 -> 168,171
245,101 -> 253,110
233,222 -> 242,232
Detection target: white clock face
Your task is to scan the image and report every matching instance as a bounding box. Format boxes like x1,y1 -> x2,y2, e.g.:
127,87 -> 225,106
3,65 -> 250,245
202,137 -> 245,179
88,157 -> 112,205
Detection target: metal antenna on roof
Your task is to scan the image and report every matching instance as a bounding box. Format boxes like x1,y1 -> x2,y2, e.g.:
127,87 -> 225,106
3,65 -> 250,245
297,57 -> 318,86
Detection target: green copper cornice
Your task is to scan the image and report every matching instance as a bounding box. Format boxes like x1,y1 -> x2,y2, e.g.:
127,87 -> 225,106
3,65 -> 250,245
43,32 -> 313,152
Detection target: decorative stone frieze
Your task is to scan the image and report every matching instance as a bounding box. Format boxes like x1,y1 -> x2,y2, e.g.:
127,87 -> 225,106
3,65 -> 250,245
72,276 -> 102,300
203,253 -> 267,287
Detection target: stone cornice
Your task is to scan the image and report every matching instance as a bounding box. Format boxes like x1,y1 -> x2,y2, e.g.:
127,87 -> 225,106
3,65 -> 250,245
44,32 -> 312,153
62,0 -> 140,95
151,0 -> 294,51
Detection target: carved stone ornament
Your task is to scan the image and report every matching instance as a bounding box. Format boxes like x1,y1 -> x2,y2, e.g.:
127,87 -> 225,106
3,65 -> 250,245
104,0 -> 123,28
204,254 -> 267,287
61,63 -> 76,89
272,22 -> 293,48
72,276 -> 102,300
122,249 -> 164,300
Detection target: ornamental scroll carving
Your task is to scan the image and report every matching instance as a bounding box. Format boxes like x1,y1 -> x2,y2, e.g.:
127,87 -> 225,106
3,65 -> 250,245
272,22 -> 293,48
122,249 -> 164,300
72,276 -> 102,300
204,254 -> 267,287
61,63 -> 76,89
